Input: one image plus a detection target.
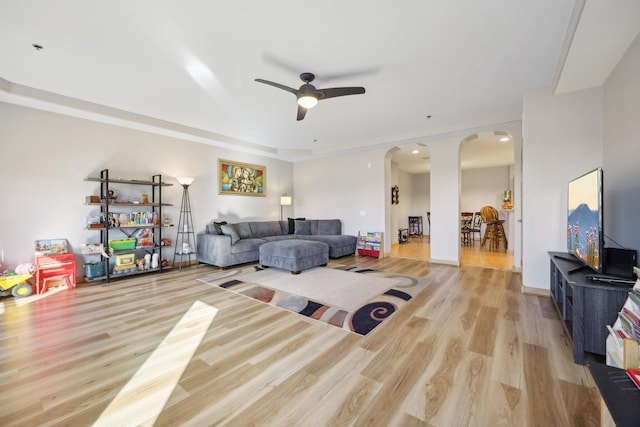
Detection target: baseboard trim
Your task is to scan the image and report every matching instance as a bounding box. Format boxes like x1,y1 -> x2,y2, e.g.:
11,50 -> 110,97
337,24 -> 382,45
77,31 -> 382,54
430,258 -> 460,267
522,285 -> 550,297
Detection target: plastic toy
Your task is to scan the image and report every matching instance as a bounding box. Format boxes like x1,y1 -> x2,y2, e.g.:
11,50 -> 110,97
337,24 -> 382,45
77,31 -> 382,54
15,263 -> 35,275
0,274 -> 33,298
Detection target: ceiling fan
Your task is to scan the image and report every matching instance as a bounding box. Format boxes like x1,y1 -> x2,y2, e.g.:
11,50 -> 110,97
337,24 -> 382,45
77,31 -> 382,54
255,72 -> 365,121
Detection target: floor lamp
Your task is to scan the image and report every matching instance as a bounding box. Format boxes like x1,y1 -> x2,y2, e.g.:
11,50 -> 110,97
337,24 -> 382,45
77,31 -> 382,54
173,177 -> 196,271
280,194 -> 292,220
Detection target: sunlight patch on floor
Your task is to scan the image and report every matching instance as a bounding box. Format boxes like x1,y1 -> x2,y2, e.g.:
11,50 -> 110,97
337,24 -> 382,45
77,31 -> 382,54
0,285 -> 69,313
93,300 -> 218,427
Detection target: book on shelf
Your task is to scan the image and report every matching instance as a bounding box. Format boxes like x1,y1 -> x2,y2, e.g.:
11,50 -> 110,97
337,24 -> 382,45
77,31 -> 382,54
606,267 -> 640,369
628,368 -> 640,389
107,211 -> 159,227
357,231 -> 384,258
629,290 -> 640,308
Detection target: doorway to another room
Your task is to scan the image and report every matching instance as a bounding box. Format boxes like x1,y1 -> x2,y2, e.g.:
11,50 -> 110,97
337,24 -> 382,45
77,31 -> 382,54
387,130 -> 516,271
389,235 -> 513,269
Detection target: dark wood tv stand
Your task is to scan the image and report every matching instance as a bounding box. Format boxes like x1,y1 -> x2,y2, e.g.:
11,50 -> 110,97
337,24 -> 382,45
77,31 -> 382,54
548,252 -> 632,364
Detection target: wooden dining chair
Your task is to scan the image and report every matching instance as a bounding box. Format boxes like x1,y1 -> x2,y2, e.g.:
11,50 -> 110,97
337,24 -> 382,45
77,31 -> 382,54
460,212 -> 474,245
470,212 -> 483,243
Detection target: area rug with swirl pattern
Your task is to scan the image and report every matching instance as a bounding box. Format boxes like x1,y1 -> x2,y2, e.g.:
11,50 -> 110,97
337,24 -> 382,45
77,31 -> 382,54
197,263 -> 430,336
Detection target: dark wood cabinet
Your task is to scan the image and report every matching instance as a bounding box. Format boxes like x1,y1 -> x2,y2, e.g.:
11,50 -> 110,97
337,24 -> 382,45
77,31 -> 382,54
549,252 -> 631,364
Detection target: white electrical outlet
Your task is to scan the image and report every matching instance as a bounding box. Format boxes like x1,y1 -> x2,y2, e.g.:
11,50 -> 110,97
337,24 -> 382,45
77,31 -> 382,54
360,210 -> 366,216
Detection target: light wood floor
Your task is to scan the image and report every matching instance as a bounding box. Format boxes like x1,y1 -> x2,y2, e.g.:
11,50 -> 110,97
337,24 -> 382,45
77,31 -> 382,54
389,236 -> 514,270
0,257 -> 599,426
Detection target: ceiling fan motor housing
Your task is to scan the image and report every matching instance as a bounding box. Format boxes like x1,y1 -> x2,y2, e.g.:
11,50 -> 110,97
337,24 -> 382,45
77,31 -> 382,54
297,83 -> 318,98
300,72 -> 315,83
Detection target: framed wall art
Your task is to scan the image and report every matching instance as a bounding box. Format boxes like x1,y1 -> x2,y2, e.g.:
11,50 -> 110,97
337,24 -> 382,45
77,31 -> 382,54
218,159 -> 266,196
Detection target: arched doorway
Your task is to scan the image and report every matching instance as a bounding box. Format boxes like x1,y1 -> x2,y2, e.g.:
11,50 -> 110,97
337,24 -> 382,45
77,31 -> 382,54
459,131 -> 515,269
386,144 -> 431,259
382,128 -> 520,271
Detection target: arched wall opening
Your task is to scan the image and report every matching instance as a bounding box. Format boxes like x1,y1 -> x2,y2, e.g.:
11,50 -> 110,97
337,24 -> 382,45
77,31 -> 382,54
458,131 -> 516,267
383,122 -> 522,271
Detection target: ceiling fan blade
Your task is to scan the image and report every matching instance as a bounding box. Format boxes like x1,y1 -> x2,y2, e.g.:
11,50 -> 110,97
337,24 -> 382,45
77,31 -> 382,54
255,79 -> 298,95
296,105 -> 307,121
317,87 -> 365,100
316,67 -> 381,83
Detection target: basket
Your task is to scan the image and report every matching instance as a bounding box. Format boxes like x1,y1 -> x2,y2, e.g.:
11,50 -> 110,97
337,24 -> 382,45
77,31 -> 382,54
109,238 -> 136,250
84,261 -> 105,279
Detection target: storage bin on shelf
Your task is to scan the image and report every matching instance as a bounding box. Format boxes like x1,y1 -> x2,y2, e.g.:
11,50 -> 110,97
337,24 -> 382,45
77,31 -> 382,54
109,238 -> 136,250
84,261 -> 106,279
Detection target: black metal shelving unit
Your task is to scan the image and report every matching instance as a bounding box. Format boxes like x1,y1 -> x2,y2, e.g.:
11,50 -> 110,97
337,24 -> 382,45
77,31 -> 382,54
84,169 -> 173,282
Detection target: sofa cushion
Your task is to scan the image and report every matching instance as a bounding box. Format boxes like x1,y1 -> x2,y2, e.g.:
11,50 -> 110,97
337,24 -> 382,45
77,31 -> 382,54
288,217 -> 305,234
206,222 -> 217,234
309,219 -> 319,235
294,220 -> 312,235
249,221 -> 282,238
302,235 -> 357,258
235,222 -> 253,239
220,224 -> 240,244
206,220 -> 227,235
230,238 -> 266,254
317,219 -> 341,235
262,235 -> 298,242
214,221 -> 228,234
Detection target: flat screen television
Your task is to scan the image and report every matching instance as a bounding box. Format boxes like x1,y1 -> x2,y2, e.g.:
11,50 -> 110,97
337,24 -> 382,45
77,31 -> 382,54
567,167 -> 604,273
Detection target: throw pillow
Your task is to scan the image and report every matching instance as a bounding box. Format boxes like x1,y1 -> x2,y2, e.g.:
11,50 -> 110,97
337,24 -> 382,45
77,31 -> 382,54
220,224 -> 240,244
317,219 -> 341,235
294,220 -> 312,235
214,221 -> 227,235
235,222 -> 253,239
288,217 -> 305,234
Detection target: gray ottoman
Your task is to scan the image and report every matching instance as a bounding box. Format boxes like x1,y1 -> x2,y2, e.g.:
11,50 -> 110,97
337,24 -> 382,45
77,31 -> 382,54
259,240 -> 329,274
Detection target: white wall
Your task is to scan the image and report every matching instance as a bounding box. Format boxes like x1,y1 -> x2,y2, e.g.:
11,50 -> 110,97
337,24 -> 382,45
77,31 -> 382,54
521,34 -> 640,289
411,172 -> 430,235
461,166 -> 510,212
0,102 -> 293,272
293,148 -> 388,239
521,86 -> 603,289
397,168 -> 415,230
603,33 -> 640,253
429,139 -> 462,264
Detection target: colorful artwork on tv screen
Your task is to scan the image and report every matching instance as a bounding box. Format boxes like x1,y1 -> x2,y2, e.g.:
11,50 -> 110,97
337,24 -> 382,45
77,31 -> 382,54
567,169 -> 601,271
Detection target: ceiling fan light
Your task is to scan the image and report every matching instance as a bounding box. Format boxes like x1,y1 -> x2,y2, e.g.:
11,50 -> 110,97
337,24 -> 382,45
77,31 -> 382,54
297,95 -> 318,109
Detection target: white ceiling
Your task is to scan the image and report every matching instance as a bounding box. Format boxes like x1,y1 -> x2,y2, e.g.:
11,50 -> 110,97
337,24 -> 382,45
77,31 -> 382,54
0,1 -> 638,163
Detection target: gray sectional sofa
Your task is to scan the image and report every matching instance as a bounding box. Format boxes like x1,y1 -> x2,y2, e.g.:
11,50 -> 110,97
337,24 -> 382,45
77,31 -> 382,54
196,219 -> 357,268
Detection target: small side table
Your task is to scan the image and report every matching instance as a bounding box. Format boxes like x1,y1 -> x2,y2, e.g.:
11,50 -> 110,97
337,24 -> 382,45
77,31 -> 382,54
398,228 -> 408,244
408,216 -> 423,237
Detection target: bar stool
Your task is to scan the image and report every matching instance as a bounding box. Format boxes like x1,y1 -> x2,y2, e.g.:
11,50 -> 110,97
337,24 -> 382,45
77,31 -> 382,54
480,206 -> 508,251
